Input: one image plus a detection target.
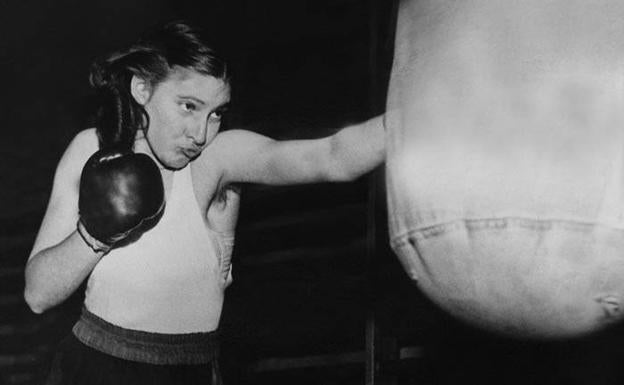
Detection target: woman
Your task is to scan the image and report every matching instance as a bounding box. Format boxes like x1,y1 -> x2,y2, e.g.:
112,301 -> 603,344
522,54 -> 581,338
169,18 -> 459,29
24,21 -> 384,384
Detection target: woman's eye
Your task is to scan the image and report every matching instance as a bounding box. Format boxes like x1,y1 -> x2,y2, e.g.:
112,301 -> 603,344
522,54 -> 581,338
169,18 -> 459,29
209,110 -> 225,120
180,102 -> 196,112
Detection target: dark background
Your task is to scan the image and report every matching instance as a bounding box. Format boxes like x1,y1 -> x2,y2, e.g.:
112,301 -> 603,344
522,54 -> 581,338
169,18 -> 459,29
3,1 -> 624,385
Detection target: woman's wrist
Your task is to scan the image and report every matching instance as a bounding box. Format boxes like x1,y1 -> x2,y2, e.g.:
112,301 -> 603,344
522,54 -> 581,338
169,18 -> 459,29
76,220 -> 112,254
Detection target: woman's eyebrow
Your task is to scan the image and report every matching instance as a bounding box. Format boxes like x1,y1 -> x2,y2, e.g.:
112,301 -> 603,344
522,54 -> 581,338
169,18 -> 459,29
177,95 -> 207,105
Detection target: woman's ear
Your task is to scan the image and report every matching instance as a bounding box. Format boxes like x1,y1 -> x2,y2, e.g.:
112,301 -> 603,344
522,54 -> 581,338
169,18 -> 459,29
130,75 -> 151,105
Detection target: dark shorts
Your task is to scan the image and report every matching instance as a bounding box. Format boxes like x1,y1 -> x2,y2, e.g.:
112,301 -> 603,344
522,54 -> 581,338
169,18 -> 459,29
45,308 -> 221,385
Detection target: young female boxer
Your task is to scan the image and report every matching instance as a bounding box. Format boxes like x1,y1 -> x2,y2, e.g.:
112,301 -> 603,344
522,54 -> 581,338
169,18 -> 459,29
24,21 -> 384,384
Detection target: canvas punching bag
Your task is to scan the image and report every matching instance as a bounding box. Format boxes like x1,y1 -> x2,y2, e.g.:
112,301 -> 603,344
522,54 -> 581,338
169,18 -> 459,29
385,0 -> 624,338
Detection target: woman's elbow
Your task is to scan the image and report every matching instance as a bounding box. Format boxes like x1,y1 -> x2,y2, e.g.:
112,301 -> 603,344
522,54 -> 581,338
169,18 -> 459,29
324,164 -> 368,183
326,137 -> 385,182
24,286 -> 47,314
329,154 -> 385,182
23,267 -> 51,314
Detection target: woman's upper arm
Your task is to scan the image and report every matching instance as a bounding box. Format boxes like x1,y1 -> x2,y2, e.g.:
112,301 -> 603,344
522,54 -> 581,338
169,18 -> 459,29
213,129 -> 333,186
29,129 -> 98,259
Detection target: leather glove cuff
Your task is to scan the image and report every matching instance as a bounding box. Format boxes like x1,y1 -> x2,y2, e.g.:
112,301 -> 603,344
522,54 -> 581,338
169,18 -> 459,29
77,220 -> 112,254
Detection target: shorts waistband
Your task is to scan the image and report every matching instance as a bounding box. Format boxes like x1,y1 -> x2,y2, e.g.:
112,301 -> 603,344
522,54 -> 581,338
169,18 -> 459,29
72,307 -> 219,365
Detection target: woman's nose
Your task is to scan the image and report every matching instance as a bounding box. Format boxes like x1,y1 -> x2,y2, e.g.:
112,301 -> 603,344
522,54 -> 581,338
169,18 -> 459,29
187,119 -> 208,146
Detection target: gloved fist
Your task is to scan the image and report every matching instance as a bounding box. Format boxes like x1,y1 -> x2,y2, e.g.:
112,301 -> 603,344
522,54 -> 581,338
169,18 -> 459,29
78,148 -> 165,251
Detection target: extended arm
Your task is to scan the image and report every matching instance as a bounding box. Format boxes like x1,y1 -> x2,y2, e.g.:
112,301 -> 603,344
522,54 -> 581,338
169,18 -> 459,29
214,115 -> 385,185
24,130 -> 102,314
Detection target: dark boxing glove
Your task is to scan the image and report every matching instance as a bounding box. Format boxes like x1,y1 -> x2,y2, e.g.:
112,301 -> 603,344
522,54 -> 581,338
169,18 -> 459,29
77,148 -> 165,252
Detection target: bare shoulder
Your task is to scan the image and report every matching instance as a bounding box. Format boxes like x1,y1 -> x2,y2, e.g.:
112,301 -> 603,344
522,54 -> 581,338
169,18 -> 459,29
206,129 -> 274,183
67,128 -> 99,158
211,129 -> 271,151
189,132 -> 243,206
55,128 -> 99,183
208,129 -> 273,166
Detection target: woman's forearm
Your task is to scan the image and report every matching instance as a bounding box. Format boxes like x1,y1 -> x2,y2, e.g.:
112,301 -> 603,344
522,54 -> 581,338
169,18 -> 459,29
24,230 -> 103,314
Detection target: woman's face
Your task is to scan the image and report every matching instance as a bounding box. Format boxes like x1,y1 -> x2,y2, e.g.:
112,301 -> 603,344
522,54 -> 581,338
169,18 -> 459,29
138,67 -> 230,169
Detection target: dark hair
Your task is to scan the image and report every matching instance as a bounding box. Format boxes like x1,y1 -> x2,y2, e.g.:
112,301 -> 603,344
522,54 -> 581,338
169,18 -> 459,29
90,20 -> 229,150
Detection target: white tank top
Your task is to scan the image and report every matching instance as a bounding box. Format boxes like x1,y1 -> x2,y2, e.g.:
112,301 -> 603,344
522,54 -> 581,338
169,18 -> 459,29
84,165 -> 233,333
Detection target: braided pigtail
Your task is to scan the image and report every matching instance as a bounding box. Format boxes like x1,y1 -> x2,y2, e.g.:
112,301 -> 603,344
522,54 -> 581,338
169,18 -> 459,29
90,48 -> 169,151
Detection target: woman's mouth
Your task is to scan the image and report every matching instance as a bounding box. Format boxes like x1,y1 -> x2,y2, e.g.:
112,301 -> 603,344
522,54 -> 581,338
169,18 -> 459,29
181,147 -> 201,159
